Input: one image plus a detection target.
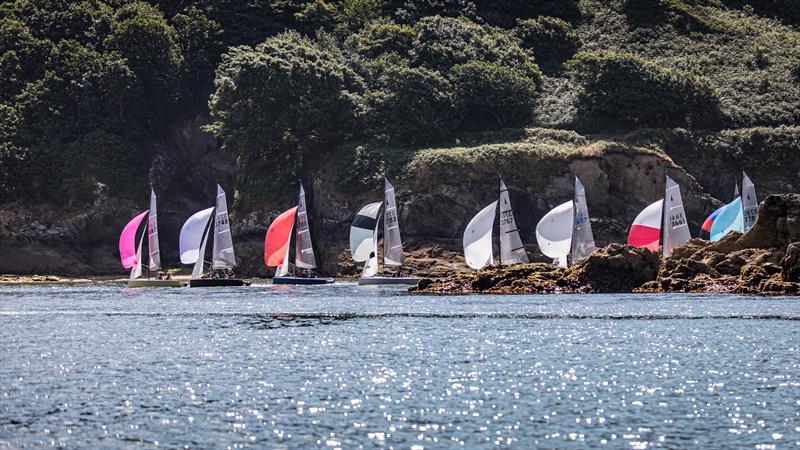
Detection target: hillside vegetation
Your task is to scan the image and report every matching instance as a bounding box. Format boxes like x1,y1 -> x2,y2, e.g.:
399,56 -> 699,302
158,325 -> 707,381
1,0 -> 799,216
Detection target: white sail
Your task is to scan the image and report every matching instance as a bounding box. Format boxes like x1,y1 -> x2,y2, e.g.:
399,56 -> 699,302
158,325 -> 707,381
741,171 -> 757,232
362,220 -> 380,278
662,175 -> 691,257
179,206 -> 215,264
498,178 -> 528,265
536,201 -> 573,264
295,183 -> 317,269
571,177 -> 596,261
192,221 -> 212,279
463,201 -> 498,270
350,202 -> 383,262
212,185 -> 236,269
147,188 -> 161,272
131,230 -> 145,280
383,179 -> 404,267
734,182 -> 740,199
278,237 -> 291,277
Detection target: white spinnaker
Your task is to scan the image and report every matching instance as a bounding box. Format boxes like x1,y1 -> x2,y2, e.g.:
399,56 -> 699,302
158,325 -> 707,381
536,201 -> 574,266
571,177 -> 596,261
463,201 -> 498,270
131,230 -> 145,280
295,183 -> 317,269
350,202 -> 383,262
662,176 -> 691,257
179,207 -> 215,264
192,220 -> 212,279
383,179 -> 404,267
362,219 -> 380,278
147,188 -> 161,271
212,185 -> 236,269
498,178 -> 528,265
742,171 -> 758,232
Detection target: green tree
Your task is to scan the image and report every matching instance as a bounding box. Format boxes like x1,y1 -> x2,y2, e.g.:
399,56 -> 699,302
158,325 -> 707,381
451,60 -> 537,127
173,6 -> 222,104
208,31 -> 361,205
514,16 -> 581,70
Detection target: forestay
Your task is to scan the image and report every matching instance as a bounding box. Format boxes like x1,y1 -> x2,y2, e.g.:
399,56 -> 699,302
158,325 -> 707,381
571,177 -> 596,261
212,185 -> 236,269
383,179 -> 404,267
662,176 -> 691,257
498,178 -> 528,265
463,201 -> 498,270
536,201 -> 573,267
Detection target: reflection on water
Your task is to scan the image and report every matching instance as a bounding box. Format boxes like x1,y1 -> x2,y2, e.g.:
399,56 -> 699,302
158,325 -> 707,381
1,284 -> 799,448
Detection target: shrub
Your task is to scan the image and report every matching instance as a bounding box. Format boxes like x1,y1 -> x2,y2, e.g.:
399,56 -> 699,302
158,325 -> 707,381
475,0 -> 582,28
451,60 -> 537,128
566,50 -> 723,130
387,0 -> 477,23
352,22 -> 414,58
514,16 -> 581,69
624,0 -> 726,33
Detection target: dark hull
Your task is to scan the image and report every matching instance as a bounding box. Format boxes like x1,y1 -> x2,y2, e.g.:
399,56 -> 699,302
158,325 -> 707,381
273,276 -> 335,285
188,279 -> 250,288
358,276 -> 422,286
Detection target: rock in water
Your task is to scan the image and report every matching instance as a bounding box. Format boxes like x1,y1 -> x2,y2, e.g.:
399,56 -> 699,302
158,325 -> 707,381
564,243 -> 660,293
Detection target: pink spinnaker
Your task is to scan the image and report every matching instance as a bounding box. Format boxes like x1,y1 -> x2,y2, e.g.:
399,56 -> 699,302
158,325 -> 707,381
119,210 -> 149,269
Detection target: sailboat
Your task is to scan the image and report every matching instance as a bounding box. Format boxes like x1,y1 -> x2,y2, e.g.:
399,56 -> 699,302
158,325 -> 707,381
627,175 -> 691,256
701,171 -> 758,241
119,188 -> 182,287
350,179 -> 421,285
462,178 -> 529,269
179,185 -> 248,287
264,183 -> 334,285
535,177 -> 597,267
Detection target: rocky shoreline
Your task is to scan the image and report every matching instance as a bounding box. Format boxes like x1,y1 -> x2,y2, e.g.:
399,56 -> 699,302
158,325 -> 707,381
412,194 -> 800,295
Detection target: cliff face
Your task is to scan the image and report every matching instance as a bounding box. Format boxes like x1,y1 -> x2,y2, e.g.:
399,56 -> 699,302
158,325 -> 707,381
0,123 -> 797,278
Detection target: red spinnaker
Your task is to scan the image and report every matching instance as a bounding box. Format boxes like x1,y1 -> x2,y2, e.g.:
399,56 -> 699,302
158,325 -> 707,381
264,207 -> 297,267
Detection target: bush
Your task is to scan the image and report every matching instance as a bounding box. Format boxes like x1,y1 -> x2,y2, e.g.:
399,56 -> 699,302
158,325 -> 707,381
451,60 -> 537,128
624,0 -> 726,33
373,64 -> 464,142
475,0 -> 582,28
514,16 -> 581,69
566,50 -> 723,130
351,22 -> 414,58
387,0 -> 476,23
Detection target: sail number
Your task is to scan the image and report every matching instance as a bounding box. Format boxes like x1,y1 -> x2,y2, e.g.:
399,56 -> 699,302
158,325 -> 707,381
670,212 -> 686,228
386,210 -> 398,225
499,210 -> 514,226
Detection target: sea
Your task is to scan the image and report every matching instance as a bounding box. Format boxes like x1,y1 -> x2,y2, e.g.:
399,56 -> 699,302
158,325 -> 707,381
1,283 -> 799,448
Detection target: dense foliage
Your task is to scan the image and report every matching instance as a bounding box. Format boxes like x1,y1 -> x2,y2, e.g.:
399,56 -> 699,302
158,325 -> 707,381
1,0 -> 799,208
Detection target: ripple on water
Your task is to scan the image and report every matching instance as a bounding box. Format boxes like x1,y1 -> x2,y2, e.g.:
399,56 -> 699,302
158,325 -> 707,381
0,285 -> 799,448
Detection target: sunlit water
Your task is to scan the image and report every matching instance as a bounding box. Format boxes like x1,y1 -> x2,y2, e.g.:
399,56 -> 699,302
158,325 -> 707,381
1,284 -> 799,448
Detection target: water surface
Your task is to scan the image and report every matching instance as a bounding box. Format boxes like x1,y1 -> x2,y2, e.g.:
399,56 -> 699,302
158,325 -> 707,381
1,284 -> 799,448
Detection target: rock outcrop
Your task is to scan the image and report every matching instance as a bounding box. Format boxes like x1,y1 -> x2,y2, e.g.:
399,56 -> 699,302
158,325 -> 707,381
414,194 -> 800,295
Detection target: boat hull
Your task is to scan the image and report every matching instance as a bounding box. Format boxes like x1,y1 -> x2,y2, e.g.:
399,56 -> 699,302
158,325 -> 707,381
358,276 -> 422,286
127,279 -> 185,288
188,279 -> 250,288
273,276 -> 335,285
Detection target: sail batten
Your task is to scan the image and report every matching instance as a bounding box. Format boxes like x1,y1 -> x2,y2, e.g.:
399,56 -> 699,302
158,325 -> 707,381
211,185 -> 236,269
498,179 -> 528,265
